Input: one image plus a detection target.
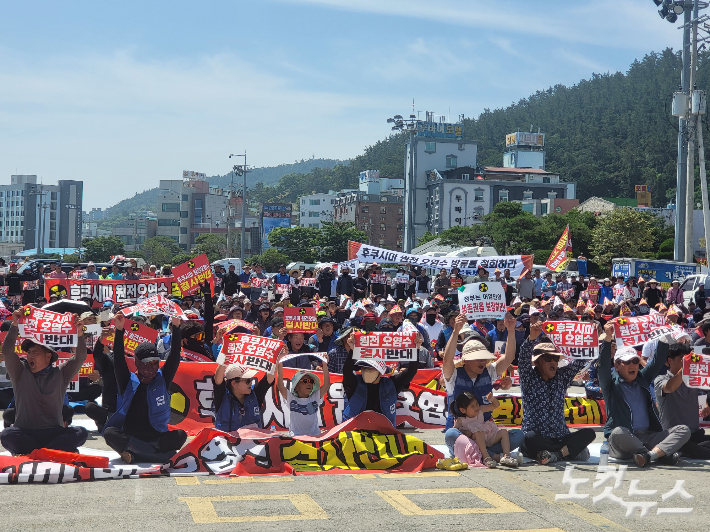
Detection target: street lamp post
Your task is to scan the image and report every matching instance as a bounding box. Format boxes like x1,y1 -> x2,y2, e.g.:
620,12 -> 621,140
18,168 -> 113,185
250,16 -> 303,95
229,152 -> 249,260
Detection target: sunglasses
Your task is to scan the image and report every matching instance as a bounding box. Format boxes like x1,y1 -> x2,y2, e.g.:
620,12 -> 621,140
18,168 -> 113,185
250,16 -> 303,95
300,377 -> 315,385
538,354 -> 560,363
619,358 -> 640,365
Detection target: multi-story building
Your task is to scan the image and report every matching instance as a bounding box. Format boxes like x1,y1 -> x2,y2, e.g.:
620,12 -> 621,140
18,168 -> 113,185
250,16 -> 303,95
156,180 -> 182,244
0,175 -> 83,252
333,191 -> 404,251
112,214 -> 158,251
299,192 -> 336,228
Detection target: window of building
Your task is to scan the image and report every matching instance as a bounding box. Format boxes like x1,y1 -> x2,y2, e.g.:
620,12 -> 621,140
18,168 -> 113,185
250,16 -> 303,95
461,173 -> 469,180
398,208 -> 403,214
182,194 -> 189,202
51,192 -> 57,200
180,227 -> 188,234
523,190 -> 533,200
158,219 -> 180,226
522,203 -> 534,213
309,223 -> 319,228
380,223 -> 386,231
425,142 -> 436,153
474,189 -> 484,202
50,202 -> 57,211
361,206 -> 369,213
499,189 -> 509,202
310,211 -> 320,218
180,211 -> 188,218
541,203 -> 548,215
474,206 -> 484,218
543,176 -> 551,183
547,191 -> 558,199
380,206 -> 386,214
446,155 -> 457,168
301,199 -> 305,205
309,199 -> 321,206
330,199 -> 334,204
458,143 -> 465,151
162,203 -> 179,212
194,199 -> 203,223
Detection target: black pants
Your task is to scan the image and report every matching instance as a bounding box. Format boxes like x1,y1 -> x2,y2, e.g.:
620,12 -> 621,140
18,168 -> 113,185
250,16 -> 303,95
680,429 -> 710,459
520,428 -> 596,460
0,425 -> 88,455
103,426 -> 187,462
67,383 -> 103,403
3,405 -> 74,429
85,402 -> 112,432
0,388 -> 13,409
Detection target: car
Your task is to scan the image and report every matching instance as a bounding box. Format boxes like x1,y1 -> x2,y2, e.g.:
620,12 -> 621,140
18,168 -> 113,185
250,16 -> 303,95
681,274 -> 709,308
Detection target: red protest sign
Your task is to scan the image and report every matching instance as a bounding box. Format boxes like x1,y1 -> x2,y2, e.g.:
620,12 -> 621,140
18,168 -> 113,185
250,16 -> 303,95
353,331 -> 417,365
18,306 -> 78,348
250,277 -> 269,289
22,280 -> 39,290
683,352 -> 710,389
217,332 -> 285,374
121,294 -> 186,319
542,321 -> 598,359
613,315 -> 667,347
297,277 -> 316,287
122,319 -> 159,356
0,331 -> 24,355
219,319 -> 259,335
275,284 -> 291,295
283,307 -> 318,334
172,253 -> 214,296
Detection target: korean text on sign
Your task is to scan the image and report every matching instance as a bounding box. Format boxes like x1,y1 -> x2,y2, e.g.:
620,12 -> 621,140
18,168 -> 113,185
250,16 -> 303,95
683,352 -> 710,389
613,315 -> 667,347
542,321 -> 598,359
459,282 -> 507,320
353,331 -> 417,364
172,253 -> 214,296
283,307 -> 318,334
122,319 -> 159,356
18,307 -> 78,348
217,333 -> 285,374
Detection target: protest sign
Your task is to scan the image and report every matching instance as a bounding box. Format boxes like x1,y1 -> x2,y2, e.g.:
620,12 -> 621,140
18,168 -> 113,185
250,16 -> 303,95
0,286 -> 8,296
505,365 -> 519,386
275,284 -> 291,295
542,321 -> 598,359
56,353 -> 81,392
121,294 -> 186,320
353,331 -> 417,364
250,277 -> 269,289
219,319 -> 259,335
18,306 -> 78,348
121,319 -> 159,356
217,333 -> 285,373
370,274 -> 387,284
450,277 -> 463,289
181,349 -> 214,362
494,341 -> 505,358
45,278 -> 175,308
22,280 -> 39,291
546,225 -> 572,272
613,315 -> 667,347
172,254 -> 214,296
395,274 -> 409,284
283,307 -> 318,334
298,277 -> 316,287
458,282 -> 507,320
683,353 -> 710,390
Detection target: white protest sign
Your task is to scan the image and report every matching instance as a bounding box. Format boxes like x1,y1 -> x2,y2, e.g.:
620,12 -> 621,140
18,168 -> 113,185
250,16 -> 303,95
458,282 -> 507,320
353,331 -> 417,364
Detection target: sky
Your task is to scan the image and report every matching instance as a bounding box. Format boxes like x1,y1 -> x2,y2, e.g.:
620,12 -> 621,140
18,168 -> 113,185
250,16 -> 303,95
0,0 -> 681,210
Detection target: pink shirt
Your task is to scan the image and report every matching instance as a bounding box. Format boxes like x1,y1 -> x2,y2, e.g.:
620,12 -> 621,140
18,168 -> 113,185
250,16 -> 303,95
48,271 -> 67,279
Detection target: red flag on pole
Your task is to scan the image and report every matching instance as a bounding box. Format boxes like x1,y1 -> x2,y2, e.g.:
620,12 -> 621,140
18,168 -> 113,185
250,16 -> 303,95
546,225 -> 573,272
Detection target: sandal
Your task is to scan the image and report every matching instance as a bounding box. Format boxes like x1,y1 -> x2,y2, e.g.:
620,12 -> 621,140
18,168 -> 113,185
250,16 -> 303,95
499,455 -> 519,468
483,456 -> 497,469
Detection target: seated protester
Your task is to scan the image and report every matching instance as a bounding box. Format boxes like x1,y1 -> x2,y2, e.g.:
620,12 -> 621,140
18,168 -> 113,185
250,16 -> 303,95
654,342 -> 710,459
401,307 -> 432,354
309,316 -> 337,353
693,321 -> 710,348
420,305 -> 443,351
176,284 -> 215,361
518,322 -> 595,464
211,320 -> 260,360
264,314 -> 285,338
276,356 -> 330,436
212,363 -> 275,432
436,311 -> 459,360
584,359 -> 603,400
443,314 -> 523,461
283,332 -> 317,370
228,306 -> 245,321
0,320 -> 14,409
341,334 -> 419,426
396,332 -> 434,370
0,308 -> 88,455
327,327 -> 353,374
104,313 -> 187,464
85,330 -> 119,433
599,321 -> 690,467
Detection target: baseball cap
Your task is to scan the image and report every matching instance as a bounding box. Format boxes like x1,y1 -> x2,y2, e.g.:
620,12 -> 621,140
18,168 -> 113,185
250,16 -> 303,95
614,346 -> 640,363
224,364 -> 258,381
354,359 -> 387,375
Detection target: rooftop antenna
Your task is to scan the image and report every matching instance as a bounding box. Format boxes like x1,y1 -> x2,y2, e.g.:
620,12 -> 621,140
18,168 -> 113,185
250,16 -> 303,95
412,98 -> 415,115
530,124 -> 533,132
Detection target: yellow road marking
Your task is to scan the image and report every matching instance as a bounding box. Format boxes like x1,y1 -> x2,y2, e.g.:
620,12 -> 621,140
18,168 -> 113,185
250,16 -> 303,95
175,476 -> 200,485
375,487 -> 527,516
179,494 -> 328,523
202,476 -> 295,484
351,471 -> 461,479
352,474 -> 378,479
465,529 -> 565,532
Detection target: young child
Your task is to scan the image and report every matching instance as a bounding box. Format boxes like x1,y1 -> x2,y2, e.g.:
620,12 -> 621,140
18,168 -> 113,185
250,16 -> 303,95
451,391 -> 519,469
276,354 -> 330,436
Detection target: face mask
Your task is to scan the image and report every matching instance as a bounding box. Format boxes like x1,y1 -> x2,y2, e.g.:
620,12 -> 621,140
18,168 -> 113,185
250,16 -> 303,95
408,315 -> 419,324
426,314 -> 437,325
363,320 -> 377,332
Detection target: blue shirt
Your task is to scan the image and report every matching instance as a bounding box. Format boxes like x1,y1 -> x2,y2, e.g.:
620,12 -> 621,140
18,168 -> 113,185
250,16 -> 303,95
533,277 -> 545,297
619,380 -> 650,433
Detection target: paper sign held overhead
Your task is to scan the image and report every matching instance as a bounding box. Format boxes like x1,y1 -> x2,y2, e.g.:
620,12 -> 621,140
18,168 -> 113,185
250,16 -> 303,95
458,282 -> 507,321
542,321 -> 598,360
18,306 -> 78,348
172,253 -> 214,296
353,331 -> 417,365
283,307 -> 318,334
217,333 -> 285,374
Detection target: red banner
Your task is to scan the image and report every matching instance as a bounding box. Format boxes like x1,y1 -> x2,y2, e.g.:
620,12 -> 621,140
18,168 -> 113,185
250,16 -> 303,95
172,253 -> 214,296
542,321 -> 599,359
546,225 -> 572,272
283,307 -> 318,334
45,278 -> 177,309
250,277 -> 268,289
216,333 -> 285,373
121,294 -> 186,319
18,306 -> 78,348
613,314 -> 667,347
121,319 -> 159,356
683,352 -> 710,389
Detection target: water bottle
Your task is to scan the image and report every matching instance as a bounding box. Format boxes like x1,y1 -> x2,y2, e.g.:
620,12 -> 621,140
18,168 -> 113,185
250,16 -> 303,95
270,424 -> 276,433
599,440 -> 609,466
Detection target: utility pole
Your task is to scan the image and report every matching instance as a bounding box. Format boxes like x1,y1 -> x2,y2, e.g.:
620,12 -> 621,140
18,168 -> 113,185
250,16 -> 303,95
685,0 -> 699,262
676,5 -> 692,261
229,152 -> 248,259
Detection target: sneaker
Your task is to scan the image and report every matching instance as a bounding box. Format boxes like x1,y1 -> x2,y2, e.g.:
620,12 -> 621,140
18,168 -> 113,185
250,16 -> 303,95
515,452 -> 524,465
436,457 -> 468,471
499,455 -> 519,468
572,448 -> 590,462
657,452 -> 680,465
633,451 -> 652,468
483,456 -> 497,469
537,450 -> 559,465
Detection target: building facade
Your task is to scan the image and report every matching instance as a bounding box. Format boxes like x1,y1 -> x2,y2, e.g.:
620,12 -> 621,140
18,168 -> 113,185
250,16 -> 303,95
333,191 -> 404,251
299,193 -> 336,228
112,214 -> 158,251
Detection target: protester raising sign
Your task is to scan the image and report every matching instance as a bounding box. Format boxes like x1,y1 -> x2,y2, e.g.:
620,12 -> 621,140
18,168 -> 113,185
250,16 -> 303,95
22,280 -> 39,291
172,253 -> 214,296
297,277 -> 317,287
283,307 -> 318,334
217,332 -> 285,374
683,352 -> 710,389
18,306 -> 78,348
542,321 -> 599,359
121,294 -> 186,320
458,282 -> 507,321
353,331 -> 417,366
250,277 -> 269,289
613,315 -> 667,347
122,319 -> 159,356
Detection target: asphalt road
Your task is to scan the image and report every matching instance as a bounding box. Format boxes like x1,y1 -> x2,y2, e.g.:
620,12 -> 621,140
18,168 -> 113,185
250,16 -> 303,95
1,416 -> 707,532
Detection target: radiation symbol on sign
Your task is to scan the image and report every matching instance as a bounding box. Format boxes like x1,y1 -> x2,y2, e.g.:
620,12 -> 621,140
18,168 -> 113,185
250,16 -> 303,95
617,318 -> 628,325
82,326 -> 87,332
545,323 -> 556,333
228,334 -> 240,341
188,261 -> 195,269
299,308 -> 307,315
49,284 -> 67,297
479,283 -> 488,293
691,354 -> 701,363
131,323 -> 140,331
23,307 -> 31,317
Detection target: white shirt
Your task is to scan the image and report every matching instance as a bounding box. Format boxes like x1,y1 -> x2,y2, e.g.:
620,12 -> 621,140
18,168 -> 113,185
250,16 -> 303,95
284,389 -> 323,436
420,320 -> 443,347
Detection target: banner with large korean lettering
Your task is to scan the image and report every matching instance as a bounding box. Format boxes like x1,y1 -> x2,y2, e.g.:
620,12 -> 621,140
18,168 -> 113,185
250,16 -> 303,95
683,352 -> 710,389
353,331 -> 417,367
347,241 -> 533,277
613,315 -> 667,347
45,278 -> 176,309
18,307 -> 78,348
171,253 -> 214,296
217,333 -> 285,374
458,282 -> 507,320
283,307 -> 318,334
545,225 -> 572,272
542,321 -> 598,359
